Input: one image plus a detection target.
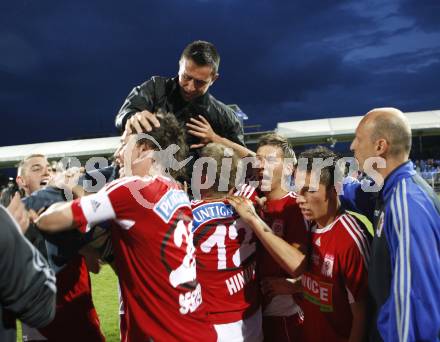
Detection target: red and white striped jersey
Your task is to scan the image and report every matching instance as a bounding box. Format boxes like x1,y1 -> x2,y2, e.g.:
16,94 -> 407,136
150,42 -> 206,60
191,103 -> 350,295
258,192 -> 308,317
301,212 -> 370,341
258,192 -> 308,279
234,184 -> 257,199
190,185 -> 261,324
71,175 -> 216,342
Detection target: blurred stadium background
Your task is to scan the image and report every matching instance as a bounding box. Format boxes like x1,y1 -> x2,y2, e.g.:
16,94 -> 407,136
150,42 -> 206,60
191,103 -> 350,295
1,108 -> 439,192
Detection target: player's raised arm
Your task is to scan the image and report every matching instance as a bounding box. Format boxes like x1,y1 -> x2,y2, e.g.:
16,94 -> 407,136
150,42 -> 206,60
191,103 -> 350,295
37,186 -> 120,234
227,195 -> 306,277
186,115 -> 254,158
36,201 -> 75,233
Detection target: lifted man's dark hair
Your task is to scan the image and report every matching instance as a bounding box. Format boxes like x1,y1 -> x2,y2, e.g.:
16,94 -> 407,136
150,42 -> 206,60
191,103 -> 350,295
136,112 -> 188,180
181,40 -> 220,75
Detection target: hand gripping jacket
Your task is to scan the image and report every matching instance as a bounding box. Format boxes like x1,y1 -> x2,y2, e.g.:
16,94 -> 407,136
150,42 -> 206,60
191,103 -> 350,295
115,76 -> 245,147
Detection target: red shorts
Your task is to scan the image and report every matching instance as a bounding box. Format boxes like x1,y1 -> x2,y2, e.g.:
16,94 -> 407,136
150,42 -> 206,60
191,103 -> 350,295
262,313 -> 303,342
39,305 -> 105,342
38,256 -> 105,342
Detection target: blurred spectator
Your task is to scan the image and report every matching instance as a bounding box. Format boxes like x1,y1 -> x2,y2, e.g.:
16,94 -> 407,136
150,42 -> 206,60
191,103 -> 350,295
413,159 -> 440,189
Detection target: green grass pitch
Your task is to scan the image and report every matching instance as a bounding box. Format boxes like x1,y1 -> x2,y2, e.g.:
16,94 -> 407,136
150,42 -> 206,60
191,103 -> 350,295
90,265 -> 120,341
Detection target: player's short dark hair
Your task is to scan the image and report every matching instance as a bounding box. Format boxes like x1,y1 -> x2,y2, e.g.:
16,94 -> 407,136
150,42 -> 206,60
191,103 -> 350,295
181,40 -> 220,75
136,112 -> 188,180
298,146 -> 340,191
257,133 -> 297,164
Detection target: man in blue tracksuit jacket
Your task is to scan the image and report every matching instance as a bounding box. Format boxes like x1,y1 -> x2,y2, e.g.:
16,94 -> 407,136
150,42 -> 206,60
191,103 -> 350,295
341,107 -> 440,342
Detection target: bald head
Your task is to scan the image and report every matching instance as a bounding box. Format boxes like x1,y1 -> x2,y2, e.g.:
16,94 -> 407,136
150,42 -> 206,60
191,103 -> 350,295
362,107 -> 412,158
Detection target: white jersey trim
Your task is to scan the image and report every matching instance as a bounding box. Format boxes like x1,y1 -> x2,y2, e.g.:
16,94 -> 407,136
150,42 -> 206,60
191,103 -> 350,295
104,176 -> 144,195
80,191 -> 116,231
343,214 -> 371,256
310,216 -> 340,234
284,191 -> 298,199
214,307 -> 263,342
346,286 -> 355,304
234,184 -> 256,199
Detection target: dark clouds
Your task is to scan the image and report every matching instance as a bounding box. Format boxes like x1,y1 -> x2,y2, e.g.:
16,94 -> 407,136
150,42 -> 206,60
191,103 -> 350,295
398,0 -> 440,31
0,0 -> 439,145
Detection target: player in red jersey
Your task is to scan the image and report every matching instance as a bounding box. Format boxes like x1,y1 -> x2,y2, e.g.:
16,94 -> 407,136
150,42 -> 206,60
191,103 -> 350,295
191,143 -> 263,341
296,147 -> 369,342
254,134 -> 308,342
228,146 -> 369,342
15,154 -> 104,342
36,255 -> 104,341
186,122 -> 307,341
36,113 -> 217,342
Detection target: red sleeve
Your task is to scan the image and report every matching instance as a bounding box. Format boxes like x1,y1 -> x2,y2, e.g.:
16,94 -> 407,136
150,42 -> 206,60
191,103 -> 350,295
339,214 -> 370,303
340,241 -> 369,303
71,198 -> 89,233
71,189 -> 117,233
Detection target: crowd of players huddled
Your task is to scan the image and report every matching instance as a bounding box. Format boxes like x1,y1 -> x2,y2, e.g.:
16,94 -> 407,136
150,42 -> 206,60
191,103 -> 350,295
0,115 -> 369,342
0,40 -> 439,342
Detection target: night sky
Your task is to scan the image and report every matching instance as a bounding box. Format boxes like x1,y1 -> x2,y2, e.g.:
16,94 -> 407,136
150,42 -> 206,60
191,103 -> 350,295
1,0 -> 440,147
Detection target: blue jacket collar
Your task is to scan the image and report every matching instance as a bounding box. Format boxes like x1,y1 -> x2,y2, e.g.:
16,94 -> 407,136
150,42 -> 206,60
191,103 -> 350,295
383,160 -> 416,201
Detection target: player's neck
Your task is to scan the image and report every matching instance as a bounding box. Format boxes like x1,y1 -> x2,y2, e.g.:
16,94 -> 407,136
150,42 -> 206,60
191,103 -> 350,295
265,186 -> 288,201
316,213 -> 337,229
380,157 -> 409,181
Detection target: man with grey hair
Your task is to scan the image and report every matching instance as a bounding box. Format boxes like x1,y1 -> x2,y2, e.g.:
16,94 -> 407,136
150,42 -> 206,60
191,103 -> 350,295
342,107 -> 440,341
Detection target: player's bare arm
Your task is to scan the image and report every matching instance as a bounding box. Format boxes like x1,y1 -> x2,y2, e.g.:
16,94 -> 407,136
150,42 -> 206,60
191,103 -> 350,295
186,115 -> 254,157
227,195 -> 306,277
36,201 -> 75,233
